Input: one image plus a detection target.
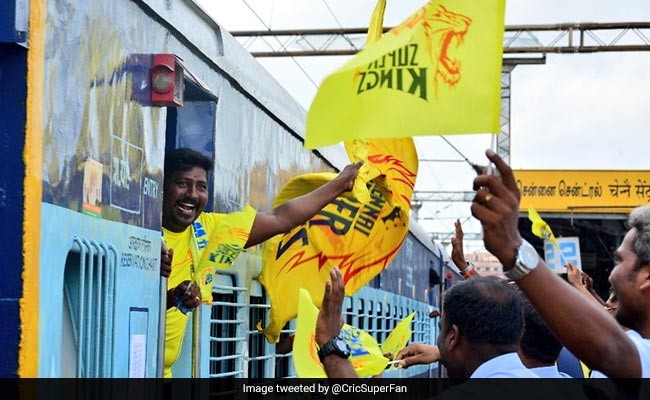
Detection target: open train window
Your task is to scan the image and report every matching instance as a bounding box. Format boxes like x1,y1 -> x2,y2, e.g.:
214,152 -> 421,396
61,238 -> 117,377
165,67 -> 218,211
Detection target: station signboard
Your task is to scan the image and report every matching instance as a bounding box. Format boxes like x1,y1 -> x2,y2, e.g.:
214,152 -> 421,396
515,170 -> 650,214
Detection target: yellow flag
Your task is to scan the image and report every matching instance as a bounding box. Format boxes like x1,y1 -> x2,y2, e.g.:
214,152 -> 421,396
381,312 -> 415,366
305,0 -> 506,149
260,1 -> 418,344
293,288 -> 388,378
193,206 -> 256,304
528,207 -> 559,248
259,138 -> 417,343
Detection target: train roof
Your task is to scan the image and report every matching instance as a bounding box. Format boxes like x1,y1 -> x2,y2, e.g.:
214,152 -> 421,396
168,0 -> 350,170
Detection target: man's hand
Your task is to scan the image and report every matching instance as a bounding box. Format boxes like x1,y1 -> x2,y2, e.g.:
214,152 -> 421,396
566,262 -> 583,288
395,343 -> 441,368
316,267 -> 345,347
333,161 -> 363,193
471,150 -> 523,270
450,218 -> 467,269
161,247 -> 173,278
171,280 -> 201,311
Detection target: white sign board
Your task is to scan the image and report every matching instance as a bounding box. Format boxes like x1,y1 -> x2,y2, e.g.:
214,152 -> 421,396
544,237 -> 581,273
129,334 -> 147,378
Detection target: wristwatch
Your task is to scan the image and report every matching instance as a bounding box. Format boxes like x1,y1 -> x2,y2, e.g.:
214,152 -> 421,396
317,336 -> 351,363
504,240 -> 539,281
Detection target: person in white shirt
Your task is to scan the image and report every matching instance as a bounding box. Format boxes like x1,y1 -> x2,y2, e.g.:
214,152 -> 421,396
397,276 -> 538,378
471,149 -> 650,379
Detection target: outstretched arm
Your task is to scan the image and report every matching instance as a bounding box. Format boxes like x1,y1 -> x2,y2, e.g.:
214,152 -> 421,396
451,219 -> 479,278
471,149 -> 640,378
245,162 -> 362,248
395,343 -> 441,368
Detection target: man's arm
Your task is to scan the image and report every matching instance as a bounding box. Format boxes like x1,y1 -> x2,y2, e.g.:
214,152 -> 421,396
395,343 -> 441,368
316,267 -> 358,378
451,218 -> 467,269
245,162 -> 361,248
451,219 -> 479,278
471,149 -> 640,378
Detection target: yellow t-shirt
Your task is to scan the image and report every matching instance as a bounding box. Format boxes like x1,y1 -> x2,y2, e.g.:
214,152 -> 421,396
162,206 -> 256,377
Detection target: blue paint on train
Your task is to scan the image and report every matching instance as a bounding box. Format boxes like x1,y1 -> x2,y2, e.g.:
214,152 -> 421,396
0,43 -> 27,377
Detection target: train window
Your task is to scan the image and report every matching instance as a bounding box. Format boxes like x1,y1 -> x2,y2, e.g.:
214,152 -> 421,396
275,321 -> 295,378
166,100 -> 217,212
209,273 -> 246,377
374,301 -> 383,342
358,299 -> 366,331
344,297 -> 353,326
61,238 -> 117,377
366,300 -> 375,335
247,280 -> 268,378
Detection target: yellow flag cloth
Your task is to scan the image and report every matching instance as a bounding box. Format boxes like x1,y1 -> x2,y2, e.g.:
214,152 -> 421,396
193,206 -> 256,304
381,312 -> 416,367
305,0 -> 506,149
528,207 -> 559,248
293,288 -> 388,378
260,138 -> 417,343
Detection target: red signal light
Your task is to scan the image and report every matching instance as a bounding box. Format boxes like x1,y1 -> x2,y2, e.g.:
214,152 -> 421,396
151,54 -> 184,106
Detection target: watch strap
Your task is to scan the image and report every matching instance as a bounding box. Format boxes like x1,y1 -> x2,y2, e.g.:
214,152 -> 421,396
504,263 -> 529,281
317,336 -> 350,362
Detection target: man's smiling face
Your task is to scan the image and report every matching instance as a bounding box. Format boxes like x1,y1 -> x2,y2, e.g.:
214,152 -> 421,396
162,166 -> 209,232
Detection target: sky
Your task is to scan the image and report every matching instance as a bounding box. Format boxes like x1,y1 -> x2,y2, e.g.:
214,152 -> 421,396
196,0 -> 650,252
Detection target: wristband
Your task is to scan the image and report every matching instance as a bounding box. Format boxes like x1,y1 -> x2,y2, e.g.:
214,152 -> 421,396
460,261 -> 475,278
175,292 -> 193,314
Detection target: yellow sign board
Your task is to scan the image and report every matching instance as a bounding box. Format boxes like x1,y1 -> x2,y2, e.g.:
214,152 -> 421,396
515,170 -> 650,214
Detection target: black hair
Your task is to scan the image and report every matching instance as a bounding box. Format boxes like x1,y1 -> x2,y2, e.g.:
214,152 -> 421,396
442,276 -> 524,346
520,297 -> 563,363
164,148 -> 214,181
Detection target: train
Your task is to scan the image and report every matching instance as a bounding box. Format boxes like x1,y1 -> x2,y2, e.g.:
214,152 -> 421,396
0,0 -> 463,378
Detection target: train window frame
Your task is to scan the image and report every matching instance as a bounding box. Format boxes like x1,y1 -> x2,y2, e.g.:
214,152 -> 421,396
247,280 -> 269,378
208,273 -> 246,377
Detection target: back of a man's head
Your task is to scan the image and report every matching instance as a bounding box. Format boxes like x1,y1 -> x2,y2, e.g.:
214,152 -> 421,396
443,276 -> 524,346
520,298 -> 562,364
164,148 -> 214,181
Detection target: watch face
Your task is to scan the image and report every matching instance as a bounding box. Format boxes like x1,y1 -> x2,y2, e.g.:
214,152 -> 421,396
336,338 -> 351,357
520,241 -> 539,269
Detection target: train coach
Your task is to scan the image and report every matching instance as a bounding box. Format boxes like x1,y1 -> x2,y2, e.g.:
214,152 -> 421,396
0,0 -> 461,378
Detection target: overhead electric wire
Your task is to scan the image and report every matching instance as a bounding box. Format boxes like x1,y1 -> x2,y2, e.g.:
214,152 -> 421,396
241,0 -> 319,88
320,0 -> 359,50
439,135 -> 485,175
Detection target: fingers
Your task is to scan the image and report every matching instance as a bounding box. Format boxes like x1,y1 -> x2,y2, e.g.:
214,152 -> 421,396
322,280 -> 332,310
160,248 -> 173,278
329,267 -> 344,314
485,149 -> 519,194
454,219 -> 463,239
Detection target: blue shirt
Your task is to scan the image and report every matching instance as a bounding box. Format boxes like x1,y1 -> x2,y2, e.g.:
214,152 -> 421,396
470,352 -> 539,378
530,365 -> 572,378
